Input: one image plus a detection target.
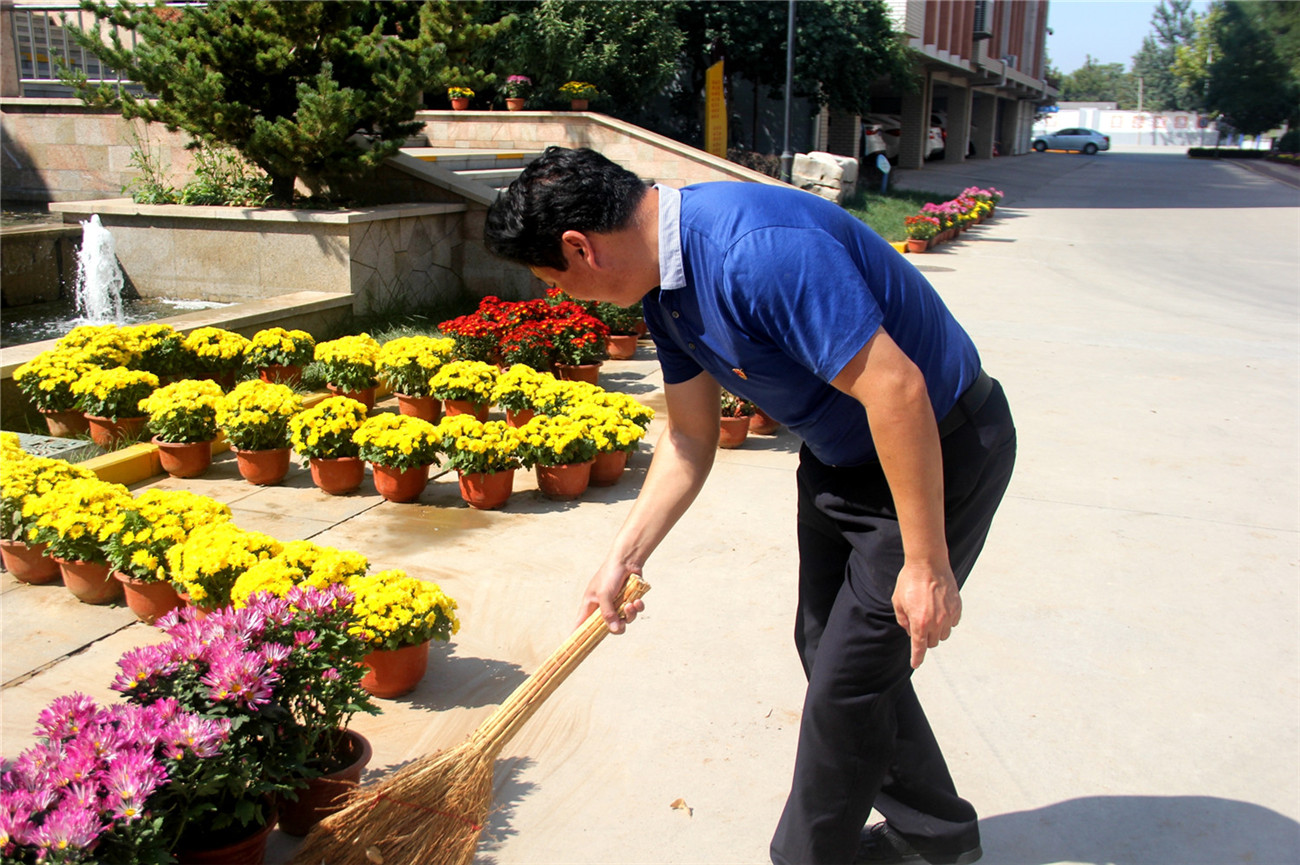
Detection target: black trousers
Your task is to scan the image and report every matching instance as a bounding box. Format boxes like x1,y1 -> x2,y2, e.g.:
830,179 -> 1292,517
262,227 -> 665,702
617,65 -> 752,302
770,379 -> 1016,865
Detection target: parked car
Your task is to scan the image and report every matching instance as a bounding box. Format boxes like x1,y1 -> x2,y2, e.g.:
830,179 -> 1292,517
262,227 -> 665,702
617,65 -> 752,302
1032,128 -> 1111,154
865,113 -> 946,161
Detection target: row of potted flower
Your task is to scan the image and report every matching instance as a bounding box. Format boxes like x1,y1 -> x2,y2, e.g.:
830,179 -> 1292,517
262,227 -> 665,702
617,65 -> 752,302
448,78 -> 599,111
903,186 -> 1005,253
438,290 -> 644,374
287,364 -> 654,507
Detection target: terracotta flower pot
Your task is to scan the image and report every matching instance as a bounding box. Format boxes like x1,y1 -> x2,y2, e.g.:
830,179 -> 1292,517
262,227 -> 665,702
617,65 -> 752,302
605,334 -> 639,360
326,384 -> 376,412
361,640 -> 431,698
174,809 -> 277,865
85,414 -> 147,449
309,456 -> 365,495
277,730 -> 374,836
371,463 -> 430,503
0,539 -> 60,585
749,408 -> 781,435
505,407 -> 535,428
589,449 -> 629,487
154,437 -> 213,478
39,408 -> 89,438
570,98 -> 589,111
535,459 -> 594,501
115,571 -> 183,624
258,364 -> 302,386
443,398 -> 490,422
54,557 -> 121,605
235,447 -> 292,485
719,415 -> 750,449
396,393 -> 441,424
457,469 -> 514,510
450,97 -> 469,110
555,362 -> 601,384
505,97 -> 526,111
906,238 -> 929,254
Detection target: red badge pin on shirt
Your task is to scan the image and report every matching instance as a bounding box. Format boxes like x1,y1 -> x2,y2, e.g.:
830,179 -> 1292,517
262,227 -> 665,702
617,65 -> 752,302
732,368 -> 747,380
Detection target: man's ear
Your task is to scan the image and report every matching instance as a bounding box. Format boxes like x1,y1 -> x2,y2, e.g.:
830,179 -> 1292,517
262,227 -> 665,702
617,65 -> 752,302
560,230 -> 594,265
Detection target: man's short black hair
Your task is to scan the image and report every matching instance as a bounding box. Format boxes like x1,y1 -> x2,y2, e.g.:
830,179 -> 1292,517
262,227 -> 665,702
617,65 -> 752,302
484,146 -> 648,271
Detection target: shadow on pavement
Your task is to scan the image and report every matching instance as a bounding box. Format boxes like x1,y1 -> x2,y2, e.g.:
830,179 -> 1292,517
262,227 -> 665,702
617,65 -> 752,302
980,795 -> 1300,864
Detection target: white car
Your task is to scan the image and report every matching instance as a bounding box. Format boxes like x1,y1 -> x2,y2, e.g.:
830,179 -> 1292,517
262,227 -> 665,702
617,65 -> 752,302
1032,128 -> 1110,154
865,114 -> 946,161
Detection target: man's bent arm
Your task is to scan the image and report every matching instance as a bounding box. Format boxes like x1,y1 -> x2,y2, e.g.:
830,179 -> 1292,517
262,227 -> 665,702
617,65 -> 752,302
583,371 -> 722,632
831,328 -> 960,668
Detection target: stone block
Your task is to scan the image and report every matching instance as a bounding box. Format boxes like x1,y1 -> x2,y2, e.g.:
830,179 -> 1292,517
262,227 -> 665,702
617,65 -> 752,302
793,152 -> 844,185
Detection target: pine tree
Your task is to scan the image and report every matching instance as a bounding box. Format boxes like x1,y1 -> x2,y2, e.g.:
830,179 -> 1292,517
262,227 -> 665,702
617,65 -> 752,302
64,1 -> 507,203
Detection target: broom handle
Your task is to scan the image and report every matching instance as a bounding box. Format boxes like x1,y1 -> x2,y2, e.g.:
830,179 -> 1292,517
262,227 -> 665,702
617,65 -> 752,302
469,576 -> 650,756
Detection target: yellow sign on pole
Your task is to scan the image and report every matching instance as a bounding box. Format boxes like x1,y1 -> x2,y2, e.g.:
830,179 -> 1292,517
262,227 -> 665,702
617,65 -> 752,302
705,60 -> 726,158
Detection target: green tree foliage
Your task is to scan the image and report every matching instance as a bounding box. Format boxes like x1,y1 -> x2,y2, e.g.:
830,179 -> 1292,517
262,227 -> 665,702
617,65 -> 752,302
64,0 -> 507,203
1060,55 -> 1138,108
1177,1 -> 1299,136
1131,0 -> 1200,110
676,0 -> 910,115
672,1 -> 911,146
485,1 -> 684,112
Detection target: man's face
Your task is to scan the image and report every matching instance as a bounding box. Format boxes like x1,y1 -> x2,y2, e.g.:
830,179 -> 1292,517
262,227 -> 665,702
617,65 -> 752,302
529,264 -> 647,308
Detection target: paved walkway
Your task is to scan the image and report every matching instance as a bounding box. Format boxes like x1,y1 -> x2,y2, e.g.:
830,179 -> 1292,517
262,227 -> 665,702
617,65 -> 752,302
3,148 -> 1298,864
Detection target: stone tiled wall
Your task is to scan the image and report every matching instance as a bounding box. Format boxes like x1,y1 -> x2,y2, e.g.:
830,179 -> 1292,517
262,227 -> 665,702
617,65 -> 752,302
1,100 -> 194,201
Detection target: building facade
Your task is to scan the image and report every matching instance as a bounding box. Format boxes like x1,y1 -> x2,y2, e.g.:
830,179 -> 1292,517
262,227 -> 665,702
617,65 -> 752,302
824,0 -> 1054,169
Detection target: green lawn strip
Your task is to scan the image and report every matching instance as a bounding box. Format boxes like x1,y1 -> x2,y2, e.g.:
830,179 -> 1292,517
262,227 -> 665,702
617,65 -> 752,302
842,188 -> 952,243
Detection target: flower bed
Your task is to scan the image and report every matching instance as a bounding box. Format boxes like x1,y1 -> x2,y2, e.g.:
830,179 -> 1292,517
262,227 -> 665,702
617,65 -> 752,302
902,186 -> 1004,253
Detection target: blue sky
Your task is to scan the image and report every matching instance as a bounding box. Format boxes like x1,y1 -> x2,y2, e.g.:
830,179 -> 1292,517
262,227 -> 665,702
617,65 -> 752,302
1046,0 -> 1212,74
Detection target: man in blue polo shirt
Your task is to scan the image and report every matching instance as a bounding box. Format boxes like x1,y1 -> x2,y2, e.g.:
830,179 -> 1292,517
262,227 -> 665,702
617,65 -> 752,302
484,147 -> 1015,865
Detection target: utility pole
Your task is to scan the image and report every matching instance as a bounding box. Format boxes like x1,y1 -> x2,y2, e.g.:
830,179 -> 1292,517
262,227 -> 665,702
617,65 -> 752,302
779,0 -> 796,183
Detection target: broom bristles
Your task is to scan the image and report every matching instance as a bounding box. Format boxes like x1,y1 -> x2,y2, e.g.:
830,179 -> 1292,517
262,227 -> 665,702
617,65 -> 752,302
292,577 -> 651,865
290,740 -> 494,865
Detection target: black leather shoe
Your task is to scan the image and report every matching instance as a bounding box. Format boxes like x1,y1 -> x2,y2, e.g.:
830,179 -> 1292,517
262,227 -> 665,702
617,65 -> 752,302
855,822 -> 982,865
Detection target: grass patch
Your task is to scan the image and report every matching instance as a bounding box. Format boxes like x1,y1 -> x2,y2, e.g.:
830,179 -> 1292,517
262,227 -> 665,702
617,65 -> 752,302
842,188 -> 952,242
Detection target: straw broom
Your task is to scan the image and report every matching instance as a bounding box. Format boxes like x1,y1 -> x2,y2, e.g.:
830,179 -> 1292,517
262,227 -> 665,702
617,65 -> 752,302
291,576 -> 650,865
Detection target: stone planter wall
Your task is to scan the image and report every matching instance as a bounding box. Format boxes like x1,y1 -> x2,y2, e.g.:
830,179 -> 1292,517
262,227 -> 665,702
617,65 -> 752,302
45,199 -> 468,313
1,224 -> 81,307
411,110 -> 784,190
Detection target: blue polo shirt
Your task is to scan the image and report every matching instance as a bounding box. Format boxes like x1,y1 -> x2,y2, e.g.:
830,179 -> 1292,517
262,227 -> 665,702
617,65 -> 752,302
647,182 -> 980,467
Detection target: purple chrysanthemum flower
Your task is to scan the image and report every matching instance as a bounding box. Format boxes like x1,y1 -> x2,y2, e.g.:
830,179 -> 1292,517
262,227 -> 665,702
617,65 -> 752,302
34,694 -> 100,742
31,798 -> 103,853
201,651 -> 279,709
293,629 -> 320,650
50,740 -> 100,788
111,645 -> 173,694
161,715 -> 230,761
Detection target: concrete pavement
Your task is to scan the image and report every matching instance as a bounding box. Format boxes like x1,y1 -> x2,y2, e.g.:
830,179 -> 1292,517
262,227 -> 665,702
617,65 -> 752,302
3,148 -> 1298,864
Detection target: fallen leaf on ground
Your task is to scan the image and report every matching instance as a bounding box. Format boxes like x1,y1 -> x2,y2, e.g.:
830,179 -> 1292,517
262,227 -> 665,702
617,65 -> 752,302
670,797 -> 693,817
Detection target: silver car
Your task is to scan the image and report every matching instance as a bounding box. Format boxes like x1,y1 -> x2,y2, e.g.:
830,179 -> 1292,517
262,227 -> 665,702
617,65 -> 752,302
1032,127 -> 1110,154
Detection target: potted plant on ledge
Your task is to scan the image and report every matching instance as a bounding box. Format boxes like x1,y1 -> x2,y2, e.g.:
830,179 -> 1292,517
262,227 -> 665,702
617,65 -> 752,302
559,80 -> 598,110
502,74 -> 532,110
